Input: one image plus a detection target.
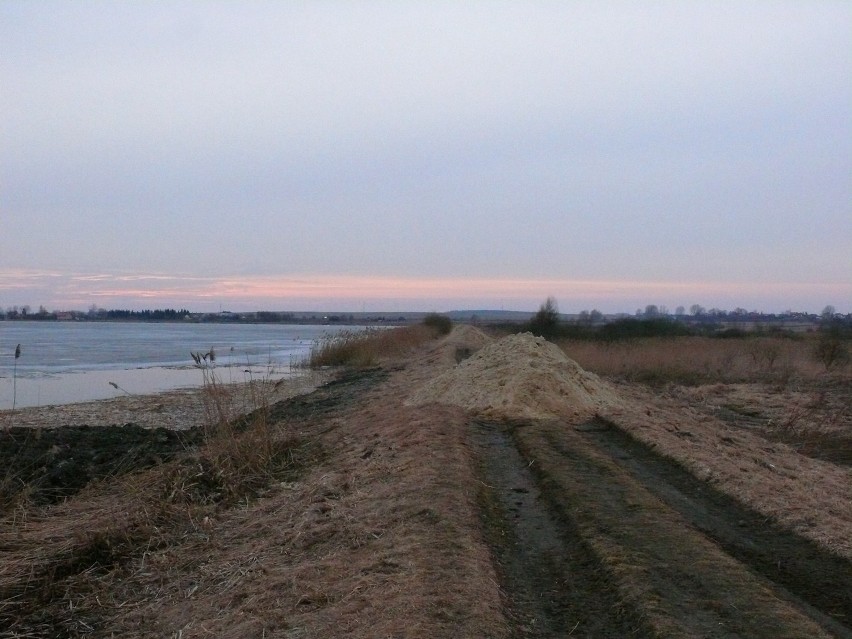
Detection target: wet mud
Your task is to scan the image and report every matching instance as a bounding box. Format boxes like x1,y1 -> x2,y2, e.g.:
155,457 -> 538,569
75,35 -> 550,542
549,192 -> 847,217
473,416 -> 851,638
471,421 -> 648,638
581,416 -> 852,636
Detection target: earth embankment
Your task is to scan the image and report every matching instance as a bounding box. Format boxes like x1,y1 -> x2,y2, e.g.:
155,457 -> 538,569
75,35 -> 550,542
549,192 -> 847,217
1,326 -> 849,637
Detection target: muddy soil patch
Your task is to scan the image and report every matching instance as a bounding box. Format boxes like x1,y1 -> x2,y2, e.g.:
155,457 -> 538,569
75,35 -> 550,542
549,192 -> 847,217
1,424 -> 201,507
0,369 -> 384,510
512,420 -> 836,638
579,417 -> 852,636
471,420 -> 649,638
681,380 -> 852,467
717,408 -> 852,467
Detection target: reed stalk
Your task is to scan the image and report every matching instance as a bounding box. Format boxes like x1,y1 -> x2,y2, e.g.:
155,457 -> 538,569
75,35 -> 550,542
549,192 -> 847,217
12,344 -> 21,413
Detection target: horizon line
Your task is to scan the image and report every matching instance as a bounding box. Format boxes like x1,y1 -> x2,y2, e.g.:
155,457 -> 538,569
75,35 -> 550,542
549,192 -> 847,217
1,270 -> 850,315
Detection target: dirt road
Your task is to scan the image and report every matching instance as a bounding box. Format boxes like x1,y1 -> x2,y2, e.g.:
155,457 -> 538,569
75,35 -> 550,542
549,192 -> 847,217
472,416 -> 851,638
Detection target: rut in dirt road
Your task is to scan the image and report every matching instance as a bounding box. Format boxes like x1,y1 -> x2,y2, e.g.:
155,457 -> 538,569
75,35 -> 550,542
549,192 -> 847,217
471,421 -> 650,639
503,415 -> 850,639
576,417 -> 852,638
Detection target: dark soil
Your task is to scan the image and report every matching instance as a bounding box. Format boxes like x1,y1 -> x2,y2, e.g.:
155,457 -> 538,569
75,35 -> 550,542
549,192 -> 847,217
267,367 -> 388,423
0,424 -> 202,507
584,416 -> 852,636
471,421 -> 650,638
0,369 -> 388,511
473,415 -> 851,638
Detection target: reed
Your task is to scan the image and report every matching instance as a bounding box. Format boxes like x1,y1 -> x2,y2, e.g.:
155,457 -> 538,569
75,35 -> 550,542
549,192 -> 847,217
189,348 -> 301,503
12,344 -> 21,413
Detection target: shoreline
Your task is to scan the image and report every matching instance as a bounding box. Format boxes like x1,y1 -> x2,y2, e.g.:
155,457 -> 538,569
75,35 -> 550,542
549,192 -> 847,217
0,363 -> 311,411
1,368 -> 331,431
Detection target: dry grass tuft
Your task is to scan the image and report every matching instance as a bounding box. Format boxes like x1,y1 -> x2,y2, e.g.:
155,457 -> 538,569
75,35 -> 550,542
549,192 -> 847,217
183,352 -> 314,505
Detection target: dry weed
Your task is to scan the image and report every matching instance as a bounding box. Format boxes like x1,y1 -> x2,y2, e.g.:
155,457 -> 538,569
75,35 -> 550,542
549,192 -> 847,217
307,324 -> 437,368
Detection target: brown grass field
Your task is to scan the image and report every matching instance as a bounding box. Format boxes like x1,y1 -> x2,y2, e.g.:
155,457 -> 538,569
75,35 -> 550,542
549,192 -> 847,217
1,325 -> 849,637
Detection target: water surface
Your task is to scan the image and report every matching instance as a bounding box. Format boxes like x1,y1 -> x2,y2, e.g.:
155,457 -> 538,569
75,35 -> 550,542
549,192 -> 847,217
0,322 -> 354,408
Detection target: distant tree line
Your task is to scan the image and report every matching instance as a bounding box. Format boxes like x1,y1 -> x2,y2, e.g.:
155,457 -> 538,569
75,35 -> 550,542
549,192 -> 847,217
0,306 -> 359,325
103,308 -> 191,320
517,298 -> 852,342
0,306 -> 191,321
254,311 -> 296,323
1,305 -> 56,320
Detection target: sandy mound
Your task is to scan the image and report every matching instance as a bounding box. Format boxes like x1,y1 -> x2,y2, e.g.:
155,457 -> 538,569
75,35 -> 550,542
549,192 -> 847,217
411,324 -> 493,372
440,324 -> 492,352
408,332 -> 619,421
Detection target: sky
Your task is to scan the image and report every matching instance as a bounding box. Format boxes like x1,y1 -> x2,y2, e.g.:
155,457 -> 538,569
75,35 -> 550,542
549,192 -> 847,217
1,2 -> 850,314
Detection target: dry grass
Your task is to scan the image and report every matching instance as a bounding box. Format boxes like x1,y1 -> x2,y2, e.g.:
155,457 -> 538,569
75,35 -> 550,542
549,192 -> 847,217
190,353 -> 304,504
558,335 -> 831,386
0,364 -> 311,634
0,325 -> 508,637
557,335 -> 852,469
307,324 -> 440,368
0,352 -> 319,628
5,325 -> 847,635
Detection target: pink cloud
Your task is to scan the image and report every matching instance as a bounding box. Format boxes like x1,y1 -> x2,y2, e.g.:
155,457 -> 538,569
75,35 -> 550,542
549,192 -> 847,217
1,269 -> 849,313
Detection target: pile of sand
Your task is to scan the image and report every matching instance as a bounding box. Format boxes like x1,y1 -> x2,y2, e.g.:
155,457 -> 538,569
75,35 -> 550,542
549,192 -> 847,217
408,332 -> 620,421
439,324 -> 493,353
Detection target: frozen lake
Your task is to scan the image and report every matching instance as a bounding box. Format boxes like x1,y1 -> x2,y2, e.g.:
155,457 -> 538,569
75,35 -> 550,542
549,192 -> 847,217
0,321 -> 356,408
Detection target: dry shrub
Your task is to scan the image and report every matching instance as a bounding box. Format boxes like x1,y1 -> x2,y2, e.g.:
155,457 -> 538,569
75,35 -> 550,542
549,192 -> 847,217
768,390 -> 852,463
189,354 -> 306,504
421,313 -> 453,335
308,325 -> 437,368
813,333 -> 850,370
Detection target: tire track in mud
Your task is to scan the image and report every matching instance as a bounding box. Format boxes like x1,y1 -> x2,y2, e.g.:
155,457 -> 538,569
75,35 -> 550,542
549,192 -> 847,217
475,416 -> 851,638
471,421 -> 650,638
576,417 -> 852,638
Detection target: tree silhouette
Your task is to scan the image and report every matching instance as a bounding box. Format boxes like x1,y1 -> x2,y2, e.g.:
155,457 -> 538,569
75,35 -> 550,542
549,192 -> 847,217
527,297 -> 560,339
